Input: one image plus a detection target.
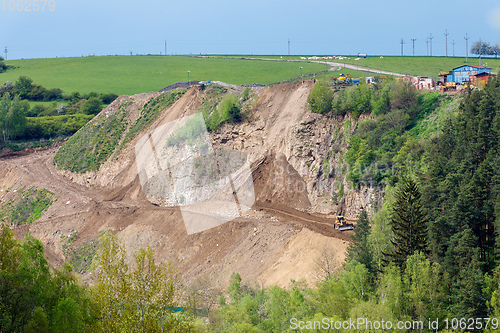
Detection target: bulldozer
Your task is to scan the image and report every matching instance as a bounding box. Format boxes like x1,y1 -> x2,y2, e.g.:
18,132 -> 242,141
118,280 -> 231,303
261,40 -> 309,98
334,215 -> 354,231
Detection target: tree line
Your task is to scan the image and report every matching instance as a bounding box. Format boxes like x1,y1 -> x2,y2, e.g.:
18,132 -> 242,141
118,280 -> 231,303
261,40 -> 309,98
0,76 -> 118,145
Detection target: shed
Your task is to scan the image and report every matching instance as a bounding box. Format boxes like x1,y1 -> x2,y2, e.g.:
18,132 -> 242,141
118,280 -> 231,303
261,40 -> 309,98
471,72 -> 493,87
447,65 -> 492,83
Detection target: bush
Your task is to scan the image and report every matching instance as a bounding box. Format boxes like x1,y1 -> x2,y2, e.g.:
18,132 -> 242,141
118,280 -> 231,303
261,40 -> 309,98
27,84 -> 47,101
0,81 -> 16,97
15,76 -> 33,99
81,97 -> 103,115
43,88 -> 63,101
307,79 -> 333,114
99,93 -> 118,104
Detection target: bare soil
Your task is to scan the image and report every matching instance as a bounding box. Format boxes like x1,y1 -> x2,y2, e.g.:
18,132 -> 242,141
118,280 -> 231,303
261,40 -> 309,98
0,81 -> 353,288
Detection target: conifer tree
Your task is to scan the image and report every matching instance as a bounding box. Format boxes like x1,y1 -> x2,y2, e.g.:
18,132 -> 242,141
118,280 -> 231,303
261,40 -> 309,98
346,209 -> 374,274
385,178 -> 427,268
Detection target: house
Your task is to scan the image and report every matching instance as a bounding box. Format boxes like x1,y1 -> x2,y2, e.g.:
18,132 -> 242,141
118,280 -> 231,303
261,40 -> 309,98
446,65 -> 492,84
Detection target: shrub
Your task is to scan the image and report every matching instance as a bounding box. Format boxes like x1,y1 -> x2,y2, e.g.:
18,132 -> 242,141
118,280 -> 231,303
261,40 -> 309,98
81,97 -> 103,115
307,79 -> 333,114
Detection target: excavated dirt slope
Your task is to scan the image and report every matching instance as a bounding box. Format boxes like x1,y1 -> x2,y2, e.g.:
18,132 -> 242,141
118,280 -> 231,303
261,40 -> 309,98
0,81 -> 356,288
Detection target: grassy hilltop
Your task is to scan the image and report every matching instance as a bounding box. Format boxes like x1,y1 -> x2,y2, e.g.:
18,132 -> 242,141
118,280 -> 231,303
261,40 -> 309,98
0,55 -> 325,96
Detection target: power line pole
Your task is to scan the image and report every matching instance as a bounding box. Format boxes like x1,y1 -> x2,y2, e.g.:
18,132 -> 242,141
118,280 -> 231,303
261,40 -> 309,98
464,33 -> 469,63
164,40 -> 167,56
452,40 -> 456,57
444,29 -> 449,57
288,39 -> 290,56
400,39 -> 405,56
411,38 -> 417,56
4,46 -> 7,60
426,38 -> 429,56
429,33 -> 434,56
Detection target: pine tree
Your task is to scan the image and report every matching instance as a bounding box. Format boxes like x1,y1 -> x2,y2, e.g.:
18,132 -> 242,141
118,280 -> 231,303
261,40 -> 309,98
385,178 -> 427,268
346,209 -> 374,274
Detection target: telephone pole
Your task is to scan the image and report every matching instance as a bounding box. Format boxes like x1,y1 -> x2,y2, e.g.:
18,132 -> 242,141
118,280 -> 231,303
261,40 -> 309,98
425,38 -> 429,56
164,40 -> 167,56
452,40 -> 456,57
411,38 -> 417,56
464,33 -> 470,62
288,39 -> 290,56
429,33 -> 434,56
400,39 -> 405,56
444,29 -> 449,57
4,46 -> 7,60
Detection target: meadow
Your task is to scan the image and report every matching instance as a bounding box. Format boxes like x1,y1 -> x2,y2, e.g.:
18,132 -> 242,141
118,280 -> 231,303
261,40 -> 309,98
210,54 -> 500,78
0,55 -> 325,96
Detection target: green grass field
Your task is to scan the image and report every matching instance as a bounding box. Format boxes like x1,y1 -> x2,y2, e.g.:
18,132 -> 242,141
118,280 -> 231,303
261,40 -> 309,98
0,55 -> 325,96
209,54 -> 500,78
330,56 -> 500,78
3,55 -> 498,97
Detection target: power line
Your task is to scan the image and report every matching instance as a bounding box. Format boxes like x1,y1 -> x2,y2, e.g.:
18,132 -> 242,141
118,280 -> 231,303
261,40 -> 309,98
411,38 -> 417,56
444,29 -> 449,57
400,38 -> 405,56
464,33 -> 469,63
429,33 -> 434,56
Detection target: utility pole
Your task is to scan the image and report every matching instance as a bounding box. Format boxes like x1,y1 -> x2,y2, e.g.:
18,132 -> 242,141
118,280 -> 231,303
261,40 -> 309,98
164,40 -> 167,56
464,33 -> 470,63
400,39 -> 405,56
288,39 -> 290,56
429,33 -> 434,56
452,40 -> 456,57
411,38 -> 417,56
4,46 -> 7,60
444,29 -> 449,57
426,38 -> 429,56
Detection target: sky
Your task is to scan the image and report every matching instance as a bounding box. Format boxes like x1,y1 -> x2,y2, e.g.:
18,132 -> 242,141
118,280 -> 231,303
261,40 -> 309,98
1,0 -> 500,60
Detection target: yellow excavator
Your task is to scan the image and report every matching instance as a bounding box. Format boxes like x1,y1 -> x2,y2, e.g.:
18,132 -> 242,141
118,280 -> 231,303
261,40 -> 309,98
334,215 -> 354,231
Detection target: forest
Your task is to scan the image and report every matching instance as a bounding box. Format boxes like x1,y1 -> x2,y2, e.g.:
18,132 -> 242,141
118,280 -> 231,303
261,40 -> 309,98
1,77 -> 500,332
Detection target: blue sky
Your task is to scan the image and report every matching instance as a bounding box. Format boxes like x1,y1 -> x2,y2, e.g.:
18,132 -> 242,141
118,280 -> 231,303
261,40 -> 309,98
1,0 -> 500,59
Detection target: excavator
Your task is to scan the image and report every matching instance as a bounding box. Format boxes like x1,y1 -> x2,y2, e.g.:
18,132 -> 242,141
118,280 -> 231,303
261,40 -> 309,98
334,215 -> 354,231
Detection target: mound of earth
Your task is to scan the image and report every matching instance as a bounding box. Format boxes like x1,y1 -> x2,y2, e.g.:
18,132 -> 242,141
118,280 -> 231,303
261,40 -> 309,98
1,80 -> 371,288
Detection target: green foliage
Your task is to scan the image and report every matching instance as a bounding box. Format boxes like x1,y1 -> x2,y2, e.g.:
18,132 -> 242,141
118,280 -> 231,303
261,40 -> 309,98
346,209 -> 374,274
54,102 -> 129,173
0,187 -> 56,225
0,56 -> 6,73
23,114 -> 93,139
80,96 -> 103,115
0,93 -> 28,142
15,76 -> 33,99
384,178 -> 427,268
62,236 -> 99,273
91,231 -> 193,332
0,228 -> 96,332
123,88 -> 186,146
203,92 -> 242,131
307,79 -> 333,114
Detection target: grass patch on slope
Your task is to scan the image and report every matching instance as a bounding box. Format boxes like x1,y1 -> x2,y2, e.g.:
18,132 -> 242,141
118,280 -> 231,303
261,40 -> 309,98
0,187 -> 56,225
54,89 -> 187,174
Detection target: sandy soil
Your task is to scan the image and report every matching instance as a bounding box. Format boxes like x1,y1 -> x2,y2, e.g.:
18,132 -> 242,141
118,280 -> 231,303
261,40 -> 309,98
0,81 -> 354,288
